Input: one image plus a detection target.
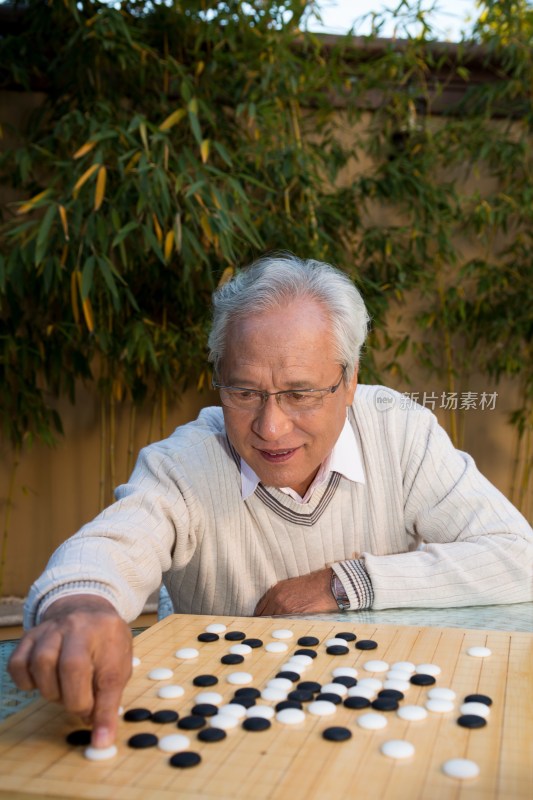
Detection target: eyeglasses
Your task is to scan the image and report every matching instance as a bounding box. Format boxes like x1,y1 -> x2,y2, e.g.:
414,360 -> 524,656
212,367 -> 346,414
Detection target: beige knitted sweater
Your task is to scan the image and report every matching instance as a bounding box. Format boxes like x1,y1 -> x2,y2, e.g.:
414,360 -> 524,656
25,385 -> 533,627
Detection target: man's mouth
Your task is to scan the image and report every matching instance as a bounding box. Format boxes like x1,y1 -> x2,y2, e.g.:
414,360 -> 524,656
257,448 -> 298,463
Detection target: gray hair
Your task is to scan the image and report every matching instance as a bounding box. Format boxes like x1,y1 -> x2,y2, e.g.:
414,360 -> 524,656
208,253 -> 370,383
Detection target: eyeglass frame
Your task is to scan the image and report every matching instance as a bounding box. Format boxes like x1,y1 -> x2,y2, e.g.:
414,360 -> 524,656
212,365 -> 347,412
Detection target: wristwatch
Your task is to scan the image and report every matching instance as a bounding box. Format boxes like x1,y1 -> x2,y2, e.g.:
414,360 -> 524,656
330,572 -> 350,612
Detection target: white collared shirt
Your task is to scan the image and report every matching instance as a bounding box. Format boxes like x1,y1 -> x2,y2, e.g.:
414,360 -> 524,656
240,417 -> 365,503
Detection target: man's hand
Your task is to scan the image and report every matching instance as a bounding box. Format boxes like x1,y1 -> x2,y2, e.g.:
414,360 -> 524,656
8,595 -> 132,748
254,568 -> 337,616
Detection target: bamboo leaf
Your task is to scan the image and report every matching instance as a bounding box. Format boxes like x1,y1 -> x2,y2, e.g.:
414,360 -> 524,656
111,221 -> 139,247
70,270 -> 80,324
164,229 -> 175,262
81,255 -> 95,300
73,140 -> 96,159
159,108 -> 187,131
72,163 -> 100,198
200,139 -> 210,164
217,266 -> 234,287
94,166 -> 107,211
35,204 -> 57,266
17,189 -> 51,215
58,204 -> 69,241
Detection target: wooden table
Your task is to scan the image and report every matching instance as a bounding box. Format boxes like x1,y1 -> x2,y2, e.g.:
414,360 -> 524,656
0,610 -> 532,800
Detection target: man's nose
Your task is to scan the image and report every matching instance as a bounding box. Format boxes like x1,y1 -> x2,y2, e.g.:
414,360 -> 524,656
252,395 -> 293,440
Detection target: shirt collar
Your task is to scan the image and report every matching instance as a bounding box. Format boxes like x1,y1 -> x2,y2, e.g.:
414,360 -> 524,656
240,415 -> 365,503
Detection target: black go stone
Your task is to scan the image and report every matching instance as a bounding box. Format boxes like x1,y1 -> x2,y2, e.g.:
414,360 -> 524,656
294,648 -> 318,659
169,751 -> 202,768
355,640 -> 378,650
372,697 -> 399,712
297,636 -> 320,647
243,717 -> 272,732
124,708 -> 152,722
276,700 -> 303,712
378,689 -> 404,701
178,715 -> 206,730
234,687 -> 261,698
231,695 -> 256,709
221,654 -> 244,665
323,726 -> 352,742
344,696 -> 371,710
197,632 -> 219,643
276,671 -> 300,682
332,676 -> 357,688
326,645 -> 349,656
198,728 -> 227,743
66,729 -> 92,746
191,704 -> 218,717
288,690 -> 314,703
128,733 -> 158,749
298,681 -> 322,694
225,631 -> 246,641
457,714 -> 487,729
336,632 -> 357,642
410,674 -> 436,686
152,710 -> 179,724
464,693 -> 492,706
193,674 -> 219,687
242,638 -> 263,648
316,693 -> 342,705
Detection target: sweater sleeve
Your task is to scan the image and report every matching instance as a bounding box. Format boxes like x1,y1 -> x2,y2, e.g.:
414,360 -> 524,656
24,443 -> 197,628
363,407 -> 533,610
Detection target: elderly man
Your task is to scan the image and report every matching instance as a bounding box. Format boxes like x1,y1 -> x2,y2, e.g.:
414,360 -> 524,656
9,253 -> 533,749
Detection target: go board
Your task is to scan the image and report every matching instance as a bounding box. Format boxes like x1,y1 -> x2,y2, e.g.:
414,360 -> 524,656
0,613 -> 532,800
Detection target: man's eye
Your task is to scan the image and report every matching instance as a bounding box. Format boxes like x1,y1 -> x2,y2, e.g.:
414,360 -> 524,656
235,390 -> 257,400
286,391 -> 309,402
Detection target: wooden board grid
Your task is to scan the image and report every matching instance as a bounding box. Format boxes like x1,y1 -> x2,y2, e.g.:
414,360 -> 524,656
0,614 -> 532,800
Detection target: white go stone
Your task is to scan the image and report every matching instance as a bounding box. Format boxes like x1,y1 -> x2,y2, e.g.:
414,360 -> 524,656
272,629 -> 294,639
425,699 -> 455,714
276,707 -> 306,725
132,656 -> 141,667
229,644 -> 252,656
383,679 -> 410,693
219,703 -> 247,719
307,700 -> 337,716
326,638 -> 349,647
415,663 -> 441,676
280,661 -> 306,675
209,713 -> 239,730
321,682 -> 348,697
357,678 -> 383,692
205,623 -> 227,634
195,691 -> 223,705
227,671 -> 253,685
363,660 -> 389,673
442,758 -> 480,780
381,740 -> 415,760
460,702 -> 491,718
357,712 -> 387,730
147,667 -> 173,681
347,685 -> 375,700
397,705 -> 428,722
288,654 -> 313,666
157,684 -> 185,699
332,666 -> 358,679
84,745 -> 118,761
175,647 -> 199,660
157,734 -> 190,753
265,641 -> 289,654
391,661 -> 415,673
267,678 -> 294,691
428,687 -> 456,702
386,669 -> 412,681
261,687 -> 287,702
246,705 -> 275,720
117,706 -> 124,716
467,646 -> 492,658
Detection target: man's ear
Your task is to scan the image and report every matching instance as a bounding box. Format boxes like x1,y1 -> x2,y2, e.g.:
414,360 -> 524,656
346,368 -> 358,406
